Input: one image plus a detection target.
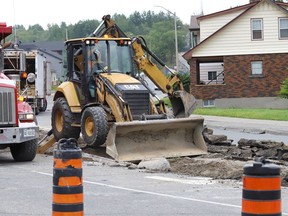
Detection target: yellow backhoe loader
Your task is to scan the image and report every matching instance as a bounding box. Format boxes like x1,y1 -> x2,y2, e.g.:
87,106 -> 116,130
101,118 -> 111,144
43,15 -> 207,161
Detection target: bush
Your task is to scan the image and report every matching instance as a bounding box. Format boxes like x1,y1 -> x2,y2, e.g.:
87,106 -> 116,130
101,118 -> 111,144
177,72 -> 190,92
279,78 -> 288,99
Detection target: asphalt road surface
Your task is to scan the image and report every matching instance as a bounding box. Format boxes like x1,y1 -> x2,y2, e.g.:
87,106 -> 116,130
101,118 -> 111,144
195,115 -> 288,145
3,94 -> 285,215
1,151 -> 288,216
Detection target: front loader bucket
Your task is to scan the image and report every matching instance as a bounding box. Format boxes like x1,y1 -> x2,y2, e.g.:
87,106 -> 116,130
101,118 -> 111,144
106,116 -> 207,162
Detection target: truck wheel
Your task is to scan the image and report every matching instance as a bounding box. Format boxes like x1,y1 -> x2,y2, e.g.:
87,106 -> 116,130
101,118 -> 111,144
38,98 -> 47,112
33,107 -> 39,115
81,106 -> 109,147
10,139 -> 38,161
52,97 -> 80,141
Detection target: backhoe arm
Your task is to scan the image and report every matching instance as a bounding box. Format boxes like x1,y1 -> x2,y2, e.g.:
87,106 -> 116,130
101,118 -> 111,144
131,36 -> 197,117
131,37 -> 183,96
92,15 -> 127,38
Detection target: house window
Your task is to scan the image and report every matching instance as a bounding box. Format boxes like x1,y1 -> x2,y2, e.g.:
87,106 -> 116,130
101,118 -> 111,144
279,18 -> 288,39
203,99 -> 215,107
251,61 -> 262,75
251,19 -> 263,40
208,71 -> 217,81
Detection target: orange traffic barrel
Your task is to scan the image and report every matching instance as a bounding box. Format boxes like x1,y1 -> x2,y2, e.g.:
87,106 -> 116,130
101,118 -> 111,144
52,138 -> 83,216
242,160 -> 281,216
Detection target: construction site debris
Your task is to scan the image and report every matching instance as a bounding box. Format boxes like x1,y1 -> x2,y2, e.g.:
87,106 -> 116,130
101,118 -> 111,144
38,128 -> 288,186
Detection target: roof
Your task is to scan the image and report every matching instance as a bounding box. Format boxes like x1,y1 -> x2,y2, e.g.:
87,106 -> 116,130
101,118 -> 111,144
20,41 -> 65,52
183,0 -> 288,61
197,1 -> 257,21
18,41 -> 64,61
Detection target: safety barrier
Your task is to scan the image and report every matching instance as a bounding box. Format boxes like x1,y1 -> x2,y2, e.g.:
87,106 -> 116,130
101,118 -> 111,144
52,138 -> 83,216
241,160 -> 281,216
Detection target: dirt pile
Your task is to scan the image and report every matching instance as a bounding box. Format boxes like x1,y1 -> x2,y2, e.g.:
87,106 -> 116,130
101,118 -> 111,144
169,127 -> 288,186
169,157 -> 245,180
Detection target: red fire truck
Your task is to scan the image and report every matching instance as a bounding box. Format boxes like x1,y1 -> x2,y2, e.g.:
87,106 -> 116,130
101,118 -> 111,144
0,22 -> 39,161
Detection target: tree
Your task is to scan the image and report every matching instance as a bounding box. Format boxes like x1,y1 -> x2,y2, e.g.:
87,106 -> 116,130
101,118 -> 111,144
46,24 -> 65,40
27,24 -> 46,41
146,17 -> 188,67
8,11 -> 190,67
147,21 -> 175,64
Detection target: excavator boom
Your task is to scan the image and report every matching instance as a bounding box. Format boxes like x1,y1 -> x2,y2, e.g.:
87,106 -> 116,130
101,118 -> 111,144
131,37 -> 197,117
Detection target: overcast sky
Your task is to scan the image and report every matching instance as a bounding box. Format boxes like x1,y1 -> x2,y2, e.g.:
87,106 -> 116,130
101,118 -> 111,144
2,0 -> 249,29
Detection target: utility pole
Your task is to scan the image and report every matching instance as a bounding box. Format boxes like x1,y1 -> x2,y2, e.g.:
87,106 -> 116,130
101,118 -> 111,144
155,6 -> 179,72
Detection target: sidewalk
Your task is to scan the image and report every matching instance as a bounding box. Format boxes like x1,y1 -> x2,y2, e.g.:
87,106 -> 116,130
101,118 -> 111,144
192,114 -> 288,136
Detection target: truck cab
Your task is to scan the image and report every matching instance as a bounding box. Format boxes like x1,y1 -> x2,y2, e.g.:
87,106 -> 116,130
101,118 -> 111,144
0,22 -> 39,161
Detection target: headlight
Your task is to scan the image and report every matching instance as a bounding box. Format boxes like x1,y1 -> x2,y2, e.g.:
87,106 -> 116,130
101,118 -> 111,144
19,113 -> 34,122
27,73 -> 36,83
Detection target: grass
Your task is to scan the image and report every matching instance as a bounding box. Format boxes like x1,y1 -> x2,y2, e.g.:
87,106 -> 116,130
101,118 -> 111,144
193,107 -> 288,121
52,87 -> 283,120
160,97 -> 288,121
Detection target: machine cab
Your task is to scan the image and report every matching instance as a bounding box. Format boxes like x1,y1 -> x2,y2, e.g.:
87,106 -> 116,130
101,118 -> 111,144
66,37 -> 137,80
65,37 -> 139,104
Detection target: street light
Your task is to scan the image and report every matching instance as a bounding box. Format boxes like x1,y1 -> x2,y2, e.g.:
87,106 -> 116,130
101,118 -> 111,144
155,5 -> 179,72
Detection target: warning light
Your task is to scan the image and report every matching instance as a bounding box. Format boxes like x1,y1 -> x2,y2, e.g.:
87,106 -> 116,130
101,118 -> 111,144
21,72 -> 27,79
18,95 -> 24,102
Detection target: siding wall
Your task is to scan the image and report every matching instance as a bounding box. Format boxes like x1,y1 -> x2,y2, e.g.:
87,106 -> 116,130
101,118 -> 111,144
199,63 -> 224,84
190,53 -> 288,99
193,1 -> 288,57
200,10 -> 245,40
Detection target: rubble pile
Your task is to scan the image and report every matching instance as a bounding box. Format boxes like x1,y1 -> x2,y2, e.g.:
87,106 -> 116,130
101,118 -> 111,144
203,127 -> 288,162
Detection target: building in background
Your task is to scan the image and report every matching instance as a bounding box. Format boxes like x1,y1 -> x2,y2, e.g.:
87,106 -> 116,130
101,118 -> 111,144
184,0 -> 288,108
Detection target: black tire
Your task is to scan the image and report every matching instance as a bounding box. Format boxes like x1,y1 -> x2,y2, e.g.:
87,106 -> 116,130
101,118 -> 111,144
33,107 -> 39,115
51,97 -> 80,141
10,139 -> 38,161
81,106 -> 109,147
38,98 -> 47,112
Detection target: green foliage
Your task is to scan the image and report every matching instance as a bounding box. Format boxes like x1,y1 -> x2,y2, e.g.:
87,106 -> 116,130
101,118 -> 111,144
7,11 -> 189,68
177,73 -> 190,92
279,78 -> 288,99
194,108 -> 288,121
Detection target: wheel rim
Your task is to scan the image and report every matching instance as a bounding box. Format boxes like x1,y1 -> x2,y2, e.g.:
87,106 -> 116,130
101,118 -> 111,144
55,110 -> 63,132
85,116 -> 94,137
